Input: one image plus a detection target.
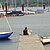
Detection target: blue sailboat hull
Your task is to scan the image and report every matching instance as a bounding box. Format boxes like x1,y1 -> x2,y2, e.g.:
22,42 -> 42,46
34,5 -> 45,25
0,32 -> 13,39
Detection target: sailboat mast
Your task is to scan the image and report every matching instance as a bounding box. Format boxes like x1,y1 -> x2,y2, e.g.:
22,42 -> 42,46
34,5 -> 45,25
15,0 -> 16,9
27,0 -> 28,7
37,0 -> 39,7
1,0 -> 2,10
21,0 -> 24,4
7,0 -> 8,5
48,0 -> 49,6
12,0 -> 13,8
48,0 -> 49,11
42,0 -> 43,7
1,0 -> 2,4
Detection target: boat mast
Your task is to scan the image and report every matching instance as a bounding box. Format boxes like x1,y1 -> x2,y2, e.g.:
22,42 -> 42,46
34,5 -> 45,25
12,0 -> 13,8
15,0 -> 16,9
37,0 -> 39,7
6,0 -> 8,5
42,0 -> 43,7
48,0 -> 49,11
6,0 -> 8,9
27,0 -> 28,7
48,0 -> 49,7
1,0 -> 2,10
1,0 -> 2,4
21,0 -> 24,5
42,0 -> 43,9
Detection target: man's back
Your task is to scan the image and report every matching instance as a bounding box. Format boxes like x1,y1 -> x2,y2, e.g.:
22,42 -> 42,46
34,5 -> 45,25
23,27 -> 28,35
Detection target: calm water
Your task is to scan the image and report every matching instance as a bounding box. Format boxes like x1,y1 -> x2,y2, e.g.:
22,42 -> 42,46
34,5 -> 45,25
0,12 -> 50,50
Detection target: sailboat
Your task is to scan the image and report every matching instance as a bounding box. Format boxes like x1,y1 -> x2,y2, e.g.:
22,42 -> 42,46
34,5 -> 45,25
0,32 -> 13,39
0,16 -> 13,39
0,3 -> 13,39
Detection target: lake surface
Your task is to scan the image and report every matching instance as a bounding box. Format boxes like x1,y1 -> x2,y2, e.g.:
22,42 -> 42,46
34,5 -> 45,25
0,12 -> 50,50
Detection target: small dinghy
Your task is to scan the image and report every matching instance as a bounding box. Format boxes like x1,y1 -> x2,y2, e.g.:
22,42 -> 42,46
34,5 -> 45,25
0,32 -> 13,39
40,36 -> 50,44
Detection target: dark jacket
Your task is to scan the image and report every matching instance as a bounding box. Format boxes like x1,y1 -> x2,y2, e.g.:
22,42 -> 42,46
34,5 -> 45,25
23,29 -> 28,35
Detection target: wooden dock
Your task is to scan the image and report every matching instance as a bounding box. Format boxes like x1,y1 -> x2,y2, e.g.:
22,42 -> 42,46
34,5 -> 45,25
18,34 -> 45,50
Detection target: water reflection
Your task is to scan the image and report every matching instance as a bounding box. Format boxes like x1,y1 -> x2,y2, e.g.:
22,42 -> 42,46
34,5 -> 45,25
0,37 -> 18,50
0,38 -> 11,43
0,37 -> 18,44
43,43 -> 50,45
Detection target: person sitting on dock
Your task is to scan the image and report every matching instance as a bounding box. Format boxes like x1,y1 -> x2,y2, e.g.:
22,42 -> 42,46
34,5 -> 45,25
28,27 -> 32,35
23,27 -> 28,35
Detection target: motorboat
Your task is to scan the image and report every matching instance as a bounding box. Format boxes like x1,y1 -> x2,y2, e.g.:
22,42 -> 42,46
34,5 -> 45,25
0,32 -> 13,39
7,11 -> 24,16
40,36 -> 50,44
22,11 -> 35,14
35,9 -> 44,14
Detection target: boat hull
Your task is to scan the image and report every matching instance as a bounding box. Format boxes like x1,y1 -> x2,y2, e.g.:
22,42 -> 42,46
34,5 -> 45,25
40,36 -> 50,44
0,32 -> 13,39
7,11 -> 24,14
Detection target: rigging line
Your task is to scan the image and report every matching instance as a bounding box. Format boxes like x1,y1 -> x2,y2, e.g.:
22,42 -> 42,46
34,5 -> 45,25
4,16 -> 12,32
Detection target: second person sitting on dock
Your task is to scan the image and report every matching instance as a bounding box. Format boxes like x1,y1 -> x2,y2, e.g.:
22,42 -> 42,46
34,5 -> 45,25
23,27 -> 28,35
28,27 -> 32,35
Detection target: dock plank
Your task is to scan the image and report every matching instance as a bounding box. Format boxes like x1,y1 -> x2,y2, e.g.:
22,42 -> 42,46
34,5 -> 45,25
18,35 -> 45,50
